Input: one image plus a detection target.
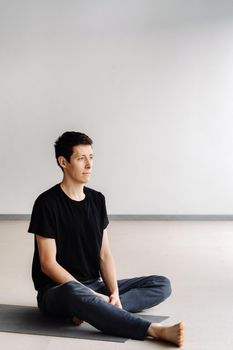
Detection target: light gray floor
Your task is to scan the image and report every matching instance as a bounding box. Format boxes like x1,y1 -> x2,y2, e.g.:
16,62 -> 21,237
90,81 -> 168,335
0,220 -> 233,349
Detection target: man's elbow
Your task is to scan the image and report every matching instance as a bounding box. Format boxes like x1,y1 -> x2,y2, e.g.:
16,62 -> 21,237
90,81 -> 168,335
41,260 -> 57,275
100,251 -> 113,264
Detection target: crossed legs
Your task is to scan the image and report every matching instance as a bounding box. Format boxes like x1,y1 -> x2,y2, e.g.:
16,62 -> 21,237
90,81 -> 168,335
37,275 -> 184,346
92,275 -> 172,312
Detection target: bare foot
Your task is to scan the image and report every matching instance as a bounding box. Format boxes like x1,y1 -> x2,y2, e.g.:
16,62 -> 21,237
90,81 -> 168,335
148,322 -> 185,347
72,316 -> 84,326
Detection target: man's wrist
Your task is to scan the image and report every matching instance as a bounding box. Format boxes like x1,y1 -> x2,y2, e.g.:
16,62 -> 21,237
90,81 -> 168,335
110,289 -> 119,296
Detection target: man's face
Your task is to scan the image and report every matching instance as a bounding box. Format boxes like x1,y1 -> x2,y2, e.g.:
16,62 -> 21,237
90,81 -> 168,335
61,144 -> 93,184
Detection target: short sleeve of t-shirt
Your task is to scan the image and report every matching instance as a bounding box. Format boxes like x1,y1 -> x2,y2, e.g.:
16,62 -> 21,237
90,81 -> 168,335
101,194 -> 109,231
28,196 -> 56,238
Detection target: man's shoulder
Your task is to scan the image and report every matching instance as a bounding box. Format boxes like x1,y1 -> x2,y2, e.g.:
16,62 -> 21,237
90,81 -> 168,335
84,186 -> 105,203
34,184 -> 59,205
85,186 -> 105,199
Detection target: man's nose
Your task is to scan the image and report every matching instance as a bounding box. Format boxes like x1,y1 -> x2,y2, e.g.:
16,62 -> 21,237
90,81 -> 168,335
85,160 -> 91,168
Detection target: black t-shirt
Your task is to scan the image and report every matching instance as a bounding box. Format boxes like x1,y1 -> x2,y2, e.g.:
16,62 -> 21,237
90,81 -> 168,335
27,183 -> 109,292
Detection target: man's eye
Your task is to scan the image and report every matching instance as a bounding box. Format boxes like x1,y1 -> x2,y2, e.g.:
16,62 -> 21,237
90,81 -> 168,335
78,157 -> 93,160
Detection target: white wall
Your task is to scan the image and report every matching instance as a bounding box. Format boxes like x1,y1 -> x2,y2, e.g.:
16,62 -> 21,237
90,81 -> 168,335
1,0 -> 233,214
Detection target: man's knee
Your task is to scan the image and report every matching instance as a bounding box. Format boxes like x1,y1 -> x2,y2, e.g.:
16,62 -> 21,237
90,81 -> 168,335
158,275 -> 172,300
60,280 -> 96,299
58,281 -> 80,296
162,276 -> 172,299
150,275 -> 172,301
54,281 -> 97,314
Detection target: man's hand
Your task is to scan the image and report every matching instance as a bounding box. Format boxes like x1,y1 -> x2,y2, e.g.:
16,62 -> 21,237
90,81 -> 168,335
94,291 -> 122,309
109,292 -> 122,309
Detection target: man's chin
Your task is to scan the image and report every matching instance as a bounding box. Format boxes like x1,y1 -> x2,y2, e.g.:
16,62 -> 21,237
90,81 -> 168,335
82,179 -> 89,184
73,179 -> 89,185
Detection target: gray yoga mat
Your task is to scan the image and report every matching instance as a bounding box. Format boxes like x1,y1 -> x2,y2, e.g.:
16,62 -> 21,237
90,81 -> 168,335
0,304 -> 169,343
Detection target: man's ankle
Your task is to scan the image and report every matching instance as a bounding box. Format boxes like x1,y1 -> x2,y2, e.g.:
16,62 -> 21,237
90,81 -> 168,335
147,323 -> 162,338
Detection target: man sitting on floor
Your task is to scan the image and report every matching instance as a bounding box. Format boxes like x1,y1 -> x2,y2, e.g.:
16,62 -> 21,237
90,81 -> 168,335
28,131 -> 184,347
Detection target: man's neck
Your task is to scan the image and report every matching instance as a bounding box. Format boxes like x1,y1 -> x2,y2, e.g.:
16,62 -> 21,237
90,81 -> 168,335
60,180 -> 85,201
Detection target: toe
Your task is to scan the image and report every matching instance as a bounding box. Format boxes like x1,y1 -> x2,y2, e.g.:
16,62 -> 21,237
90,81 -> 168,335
180,321 -> 185,330
178,335 -> 184,347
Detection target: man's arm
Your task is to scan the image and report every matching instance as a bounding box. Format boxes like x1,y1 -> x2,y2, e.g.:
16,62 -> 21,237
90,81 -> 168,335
99,229 -> 122,308
36,234 -> 108,302
36,234 -> 78,285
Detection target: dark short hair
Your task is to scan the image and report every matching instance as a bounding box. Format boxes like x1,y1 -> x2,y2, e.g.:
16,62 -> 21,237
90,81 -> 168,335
54,131 -> 93,171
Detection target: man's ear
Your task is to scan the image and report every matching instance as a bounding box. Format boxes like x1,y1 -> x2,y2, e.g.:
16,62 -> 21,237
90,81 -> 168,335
58,156 -> 67,170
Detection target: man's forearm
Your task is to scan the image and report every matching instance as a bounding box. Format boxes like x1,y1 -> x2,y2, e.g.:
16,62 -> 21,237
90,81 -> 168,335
43,262 -> 104,297
42,261 -> 109,299
99,253 -> 119,294
42,261 -> 77,285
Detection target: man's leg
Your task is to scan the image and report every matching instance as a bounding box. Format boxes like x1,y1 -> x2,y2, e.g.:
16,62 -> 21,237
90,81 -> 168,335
86,275 -> 184,347
38,280 -> 151,340
94,275 -> 172,312
38,279 -> 184,346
